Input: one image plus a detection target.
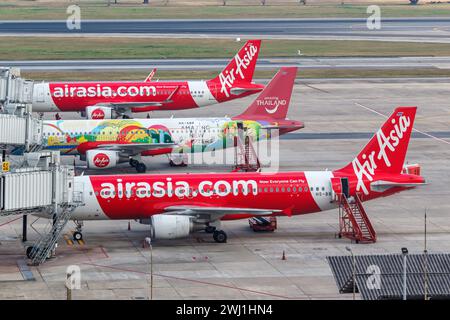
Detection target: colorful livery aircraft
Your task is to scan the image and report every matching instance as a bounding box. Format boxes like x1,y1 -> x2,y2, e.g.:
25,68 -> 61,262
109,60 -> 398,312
32,40 -> 264,119
41,67 -> 303,172
41,107 -> 424,243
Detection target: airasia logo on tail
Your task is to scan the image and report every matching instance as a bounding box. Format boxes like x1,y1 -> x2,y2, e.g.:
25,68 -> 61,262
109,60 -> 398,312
219,43 -> 258,98
256,97 -> 287,114
352,113 -> 411,195
91,108 -> 105,119
93,153 -> 110,168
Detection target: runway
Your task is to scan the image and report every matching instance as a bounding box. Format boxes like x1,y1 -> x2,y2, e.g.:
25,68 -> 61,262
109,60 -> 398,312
1,18 -> 450,42
3,56 -> 450,71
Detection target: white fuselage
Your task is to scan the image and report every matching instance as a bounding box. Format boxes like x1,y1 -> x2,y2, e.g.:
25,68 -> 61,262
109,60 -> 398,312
68,171 -> 337,221
42,117 -> 236,155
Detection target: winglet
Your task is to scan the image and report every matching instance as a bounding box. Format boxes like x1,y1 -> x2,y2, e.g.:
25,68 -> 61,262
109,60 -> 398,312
145,68 -> 157,82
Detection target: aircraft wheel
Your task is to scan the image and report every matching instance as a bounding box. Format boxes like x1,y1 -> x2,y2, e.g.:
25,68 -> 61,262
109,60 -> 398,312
73,231 -> 83,241
26,246 -> 36,259
213,230 -> 227,243
136,163 -> 147,173
130,159 -> 139,167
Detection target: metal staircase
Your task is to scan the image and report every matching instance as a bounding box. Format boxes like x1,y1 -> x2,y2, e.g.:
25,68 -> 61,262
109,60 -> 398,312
28,204 -> 78,265
233,134 -> 260,172
338,194 -> 377,243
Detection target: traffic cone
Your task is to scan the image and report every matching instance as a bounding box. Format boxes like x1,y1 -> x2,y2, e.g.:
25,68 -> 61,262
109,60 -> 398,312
282,250 -> 286,260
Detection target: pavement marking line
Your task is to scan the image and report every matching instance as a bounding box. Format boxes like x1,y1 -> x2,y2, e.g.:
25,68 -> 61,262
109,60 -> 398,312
300,82 -> 331,94
16,259 -> 35,281
354,102 -> 450,146
100,246 -> 109,258
83,262 -> 301,300
0,216 -> 22,228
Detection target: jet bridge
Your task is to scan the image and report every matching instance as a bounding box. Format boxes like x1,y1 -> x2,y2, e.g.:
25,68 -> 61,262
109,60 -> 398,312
0,67 -> 83,265
0,67 -> 43,151
0,152 -> 83,265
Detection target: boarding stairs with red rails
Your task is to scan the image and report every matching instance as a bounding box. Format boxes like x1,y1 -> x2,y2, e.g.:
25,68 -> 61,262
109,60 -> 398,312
337,193 -> 377,244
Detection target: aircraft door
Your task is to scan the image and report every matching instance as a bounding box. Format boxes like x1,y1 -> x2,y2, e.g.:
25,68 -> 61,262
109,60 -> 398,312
208,83 -> 217,101
341,178 -> 349,198
331,177 -> 349,200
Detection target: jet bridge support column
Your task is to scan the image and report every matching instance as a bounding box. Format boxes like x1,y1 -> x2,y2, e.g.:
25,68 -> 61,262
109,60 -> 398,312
22,215 -> 27,242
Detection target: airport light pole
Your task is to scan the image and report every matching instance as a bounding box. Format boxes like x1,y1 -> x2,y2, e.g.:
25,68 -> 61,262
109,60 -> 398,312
145,237 -> 153,300
424,211 -> 428,301
346,246 -> 356,300
401,247 -> 409,300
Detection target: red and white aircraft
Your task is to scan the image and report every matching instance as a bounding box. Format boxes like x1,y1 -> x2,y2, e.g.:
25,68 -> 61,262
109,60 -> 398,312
32,40 -> 264,119
40,67 -> 302,173
54,107 -> 424,242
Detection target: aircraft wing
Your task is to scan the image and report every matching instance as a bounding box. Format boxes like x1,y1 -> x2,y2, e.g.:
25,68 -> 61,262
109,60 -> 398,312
163,205 -> 280,221
95,86 -> 179,110
95,142 -> 175,155
230,83 -> 264,95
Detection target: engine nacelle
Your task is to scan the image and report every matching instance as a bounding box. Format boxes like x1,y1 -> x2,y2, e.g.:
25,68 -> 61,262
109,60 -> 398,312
85,106 -> 113,119
150,215 -> 193,240
86,150 -> 119,169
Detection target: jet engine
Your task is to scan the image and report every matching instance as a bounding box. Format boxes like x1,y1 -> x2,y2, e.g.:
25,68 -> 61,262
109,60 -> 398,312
86,150 -> 119,169
148,215 -> 194,240
85,106 -> 114,119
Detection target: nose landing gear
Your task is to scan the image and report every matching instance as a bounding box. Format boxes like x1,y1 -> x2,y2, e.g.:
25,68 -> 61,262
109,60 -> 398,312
73,221 -> 83,241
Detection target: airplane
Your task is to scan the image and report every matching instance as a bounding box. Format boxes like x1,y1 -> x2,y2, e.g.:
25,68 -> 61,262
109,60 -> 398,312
31,40 -> 265,119
40,67 -> 303,173
34,106 -> 424,243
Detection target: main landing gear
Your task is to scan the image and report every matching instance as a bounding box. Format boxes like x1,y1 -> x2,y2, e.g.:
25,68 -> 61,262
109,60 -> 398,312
129,159 -> 147,173
213,230 -> 227,243
205,225 -> 227,243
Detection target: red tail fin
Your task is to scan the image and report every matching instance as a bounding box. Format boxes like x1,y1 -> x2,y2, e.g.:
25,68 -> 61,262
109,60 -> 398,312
209,40 -> 261,97
233,67 -> 297,120
337,107 -> 417,186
